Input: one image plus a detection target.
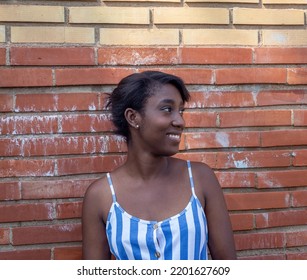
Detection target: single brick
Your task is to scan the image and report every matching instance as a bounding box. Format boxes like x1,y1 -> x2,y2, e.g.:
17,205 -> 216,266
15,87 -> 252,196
263,30 -> 307,46
263,0 -> 307,3
0,26 -> 5,42
11,27 -> 95,44
154,8 -> 229,24
233,8 -> 304,25
69,7 -> 149,24
182,29 -> 258,45
98,47 -> 179,65
187,0 -> 258,2
100,28 -> 179,45
11,47 -> 95,66
0,5 -> 64,22
0,48 -> 5,65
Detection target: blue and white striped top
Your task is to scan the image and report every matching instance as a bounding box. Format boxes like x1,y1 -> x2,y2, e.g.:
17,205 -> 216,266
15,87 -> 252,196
105,160 -> 208,260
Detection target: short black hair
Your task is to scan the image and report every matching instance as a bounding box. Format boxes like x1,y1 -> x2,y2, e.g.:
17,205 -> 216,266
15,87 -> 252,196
107,71 -> 190,142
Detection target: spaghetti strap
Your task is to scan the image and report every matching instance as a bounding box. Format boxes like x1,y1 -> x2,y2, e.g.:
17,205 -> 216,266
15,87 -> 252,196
106,173 -> 117,203
187,160 -> 197,197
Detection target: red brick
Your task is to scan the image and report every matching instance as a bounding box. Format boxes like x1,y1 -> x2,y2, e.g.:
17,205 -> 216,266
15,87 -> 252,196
55,68 -> 135,86
185,131 -> 260,150
15,92 -> 100,112
12,223 -> 81,245
294,110 -> 307,126
216,150 -> 291,169
189,91 -> 255,108
98,47 -> 178,65
21,178 -> 93,199
286,231 -> 307,247
225,191 -> 290,211
0,94 -> 13,112
0,159 -> 55,177
234,232 -> 285,251
175,152 -> 217,169
0,249 -> 51,260
257,90 -> 307,106
181,47 -> 253,64
216,171 -> 256,188
216,67 -> 287,84
0,48 -> 6,65
240,254 -> 286,260
257,170 -> 307,188
60,113 -> 114,133
0,203 -> 54,222
0,138 -> 22,157
0,68 -> 53,87
57,155 -> 126,176
53,246 -> 82,260
293,150 -> 307,166
261,129 -> 307,147
219,110 -> 292,127
22,135 -> 127,157
230,213 -> 254,231
292,190 -> 307,207
287,252 -> 307,260
256,209 -> 307,229
154,68 -> 213,84
0,228 -> 10,245
184,111 -> 217,128
0,115 -> 58,135
11,47 -> 95,66
288,68 -> 307,84
56,201 -> 82,219
255,48 -> 307,64
0,181 -> 21,200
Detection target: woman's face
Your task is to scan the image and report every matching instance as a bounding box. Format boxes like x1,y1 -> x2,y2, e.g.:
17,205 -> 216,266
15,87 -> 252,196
137,83 -> 185,157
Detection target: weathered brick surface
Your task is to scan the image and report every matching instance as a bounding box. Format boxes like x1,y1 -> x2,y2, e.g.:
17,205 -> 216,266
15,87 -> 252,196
0,1 -> 306,260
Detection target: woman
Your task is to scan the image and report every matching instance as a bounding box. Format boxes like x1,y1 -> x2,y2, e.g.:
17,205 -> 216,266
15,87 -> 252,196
82,71 -> 236,260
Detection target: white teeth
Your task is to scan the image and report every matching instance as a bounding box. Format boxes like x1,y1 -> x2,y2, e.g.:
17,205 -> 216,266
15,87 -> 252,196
168,134 -> 180,139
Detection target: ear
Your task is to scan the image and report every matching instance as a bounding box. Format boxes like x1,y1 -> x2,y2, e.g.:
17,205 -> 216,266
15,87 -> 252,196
124,108 -> 141,129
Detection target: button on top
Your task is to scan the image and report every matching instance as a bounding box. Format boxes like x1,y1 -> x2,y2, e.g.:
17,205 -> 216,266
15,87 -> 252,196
153,224 -> 159,230
155,252 -> 161,258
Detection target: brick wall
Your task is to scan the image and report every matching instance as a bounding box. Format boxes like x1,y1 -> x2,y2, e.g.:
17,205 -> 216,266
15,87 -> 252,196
0,0 -> 306,260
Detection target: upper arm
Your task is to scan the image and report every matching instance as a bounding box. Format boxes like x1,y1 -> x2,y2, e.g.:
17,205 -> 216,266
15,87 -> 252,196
193,162 -> 237,260
82,179 -> 112,260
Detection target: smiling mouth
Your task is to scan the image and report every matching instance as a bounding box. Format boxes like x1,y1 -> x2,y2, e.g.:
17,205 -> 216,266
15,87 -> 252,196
167,133 -> 181,141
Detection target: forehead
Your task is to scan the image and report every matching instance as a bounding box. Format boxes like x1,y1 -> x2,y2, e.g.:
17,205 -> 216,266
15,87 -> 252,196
147,83 -> 183,104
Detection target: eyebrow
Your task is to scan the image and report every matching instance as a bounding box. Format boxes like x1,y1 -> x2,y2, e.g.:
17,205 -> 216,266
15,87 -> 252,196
159,99 -> 184,106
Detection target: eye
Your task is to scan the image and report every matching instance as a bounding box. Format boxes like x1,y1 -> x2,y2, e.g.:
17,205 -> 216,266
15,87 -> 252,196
179,108 -> 185,115
161,106 -> 172,113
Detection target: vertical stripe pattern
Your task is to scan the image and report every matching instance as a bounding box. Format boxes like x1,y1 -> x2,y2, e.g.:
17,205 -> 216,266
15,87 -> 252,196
105,161 -> 208,260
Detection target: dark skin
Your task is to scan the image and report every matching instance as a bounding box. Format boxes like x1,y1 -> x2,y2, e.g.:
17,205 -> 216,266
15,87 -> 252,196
82,84 -> 237,260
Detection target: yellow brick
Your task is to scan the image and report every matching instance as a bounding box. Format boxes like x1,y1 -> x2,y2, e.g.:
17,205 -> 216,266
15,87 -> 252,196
0,5 -> 64,22
104,0 -> 180,2
186,0 -> 257,2
100,28 -> 179,45
0,25 -> 5,42
154,8 -> 229,24
182,29 -> 258,45
11,27 -> 95,44
263,0 -> 307,3
263,30 -> 307,46
233,8 -> 304,25
69,7 -> 149,24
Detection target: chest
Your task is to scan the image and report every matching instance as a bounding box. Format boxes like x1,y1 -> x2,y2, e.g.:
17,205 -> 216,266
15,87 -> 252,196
112,175 -> 194,222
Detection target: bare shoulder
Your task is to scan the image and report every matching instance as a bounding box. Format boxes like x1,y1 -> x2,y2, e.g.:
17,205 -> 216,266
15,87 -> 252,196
83,175 -> 113,222
190,161 -> 217,181
189,161 -> 221,198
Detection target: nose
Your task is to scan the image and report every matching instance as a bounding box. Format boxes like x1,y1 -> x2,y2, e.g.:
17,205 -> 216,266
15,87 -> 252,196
172,111 -> 185,129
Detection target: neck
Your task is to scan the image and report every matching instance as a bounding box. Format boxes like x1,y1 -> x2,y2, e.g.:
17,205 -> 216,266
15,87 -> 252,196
124,149 -> 169,181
